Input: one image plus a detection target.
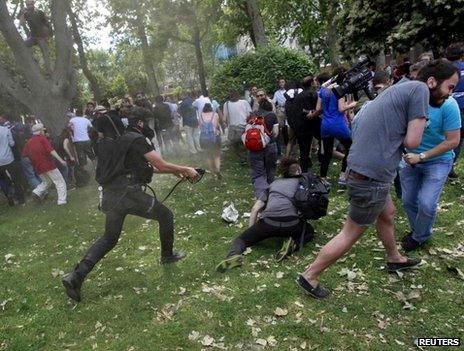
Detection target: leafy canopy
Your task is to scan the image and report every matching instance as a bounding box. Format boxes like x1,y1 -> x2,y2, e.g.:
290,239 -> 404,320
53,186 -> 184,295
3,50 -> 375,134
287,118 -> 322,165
210,46 -> 315,103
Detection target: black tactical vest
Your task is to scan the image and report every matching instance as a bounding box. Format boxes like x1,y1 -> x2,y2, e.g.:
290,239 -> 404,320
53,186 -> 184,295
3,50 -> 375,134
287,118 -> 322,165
95,131 -> 153,188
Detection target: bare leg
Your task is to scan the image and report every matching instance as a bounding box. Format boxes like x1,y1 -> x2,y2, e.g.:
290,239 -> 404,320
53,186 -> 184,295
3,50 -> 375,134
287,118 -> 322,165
301,217 -> 367,286
214,151 -> 221,173
375,199 -> 407,263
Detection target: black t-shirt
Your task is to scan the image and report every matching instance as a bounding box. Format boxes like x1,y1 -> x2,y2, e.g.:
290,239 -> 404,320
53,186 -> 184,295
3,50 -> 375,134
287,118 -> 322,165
153,104 -> 173,130
24,9 -> 49,37
292,89 -> 320,137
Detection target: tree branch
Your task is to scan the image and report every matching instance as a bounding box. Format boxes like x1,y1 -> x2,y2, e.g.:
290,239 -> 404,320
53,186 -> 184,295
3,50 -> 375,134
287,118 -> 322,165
0,61 -> 32,106
65,1 -> 102,101
51,0 -> 73,86
0,0 -> 43,90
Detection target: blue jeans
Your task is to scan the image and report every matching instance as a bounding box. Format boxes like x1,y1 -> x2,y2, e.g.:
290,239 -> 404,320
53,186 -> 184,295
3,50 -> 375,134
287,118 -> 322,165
21,157 -> 41,188
399,159 -> 453,243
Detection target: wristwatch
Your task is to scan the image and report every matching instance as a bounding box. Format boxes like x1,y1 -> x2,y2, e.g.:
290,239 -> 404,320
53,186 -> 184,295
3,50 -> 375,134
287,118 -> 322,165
419,152 -> 427,161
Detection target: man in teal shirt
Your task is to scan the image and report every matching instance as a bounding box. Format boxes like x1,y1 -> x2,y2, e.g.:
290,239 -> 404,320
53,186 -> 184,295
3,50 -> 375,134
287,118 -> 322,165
401,62 -> 461,250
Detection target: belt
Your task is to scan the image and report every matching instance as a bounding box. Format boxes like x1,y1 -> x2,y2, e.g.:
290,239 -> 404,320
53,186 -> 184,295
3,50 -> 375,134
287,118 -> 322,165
348,170 -> 378,182
262,217 -> 300,227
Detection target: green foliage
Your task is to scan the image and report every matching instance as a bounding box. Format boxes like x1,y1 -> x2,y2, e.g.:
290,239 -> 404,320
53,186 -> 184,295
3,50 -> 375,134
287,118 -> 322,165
211,47 -> 315,103
340,0 -> 464,59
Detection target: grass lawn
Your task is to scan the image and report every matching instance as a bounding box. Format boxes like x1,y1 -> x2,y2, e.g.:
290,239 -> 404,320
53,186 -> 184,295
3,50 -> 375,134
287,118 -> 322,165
1,152 -> 463,351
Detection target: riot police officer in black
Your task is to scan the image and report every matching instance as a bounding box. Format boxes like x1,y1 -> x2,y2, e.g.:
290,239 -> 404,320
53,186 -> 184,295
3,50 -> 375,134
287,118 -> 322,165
62,114 -> 199,302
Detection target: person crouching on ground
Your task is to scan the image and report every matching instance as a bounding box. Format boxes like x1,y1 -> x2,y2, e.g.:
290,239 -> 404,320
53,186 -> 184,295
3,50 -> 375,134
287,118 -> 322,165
216,157 -> 315,272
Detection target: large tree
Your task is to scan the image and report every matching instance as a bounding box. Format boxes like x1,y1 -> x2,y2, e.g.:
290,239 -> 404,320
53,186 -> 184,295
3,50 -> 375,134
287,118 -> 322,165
107,0 -> 166,97
340,0 -> 464,60
66,0 -> 102,102
0,0 -> 75,134
160,0 -> 222,95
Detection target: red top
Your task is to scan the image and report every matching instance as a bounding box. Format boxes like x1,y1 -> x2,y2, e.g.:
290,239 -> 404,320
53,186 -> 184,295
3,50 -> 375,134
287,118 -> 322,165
22,134 -> 56,174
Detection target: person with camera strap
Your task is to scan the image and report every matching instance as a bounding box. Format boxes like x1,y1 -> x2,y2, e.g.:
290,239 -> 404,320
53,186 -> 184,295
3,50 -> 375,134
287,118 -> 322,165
62,113 -> 199,302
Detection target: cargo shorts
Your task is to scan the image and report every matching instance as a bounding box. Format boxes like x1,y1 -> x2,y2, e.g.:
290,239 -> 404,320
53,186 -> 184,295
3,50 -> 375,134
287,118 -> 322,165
347,171 -> 391,227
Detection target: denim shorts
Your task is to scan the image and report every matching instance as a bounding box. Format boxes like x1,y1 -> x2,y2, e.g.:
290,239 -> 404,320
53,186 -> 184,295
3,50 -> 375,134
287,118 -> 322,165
347,173 -> 391,227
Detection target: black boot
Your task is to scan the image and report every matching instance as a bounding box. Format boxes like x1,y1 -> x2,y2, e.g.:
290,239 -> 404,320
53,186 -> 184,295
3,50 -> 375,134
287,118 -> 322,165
160,251 -> 187,264
62,269 -> 84,302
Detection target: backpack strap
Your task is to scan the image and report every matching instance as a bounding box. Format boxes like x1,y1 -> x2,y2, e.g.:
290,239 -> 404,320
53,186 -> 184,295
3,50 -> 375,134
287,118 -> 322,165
105,115 -> 121,137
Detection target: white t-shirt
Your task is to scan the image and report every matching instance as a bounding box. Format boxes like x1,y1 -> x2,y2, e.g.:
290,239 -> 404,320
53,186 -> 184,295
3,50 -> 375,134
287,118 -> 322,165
70,116 -> 92,142
193,96 -> 212,117
223,100 -> 252,127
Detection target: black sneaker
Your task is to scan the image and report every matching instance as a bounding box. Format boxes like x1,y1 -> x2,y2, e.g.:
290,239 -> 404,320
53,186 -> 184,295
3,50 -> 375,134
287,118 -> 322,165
296,274 -> 330,299
386,258 -> 421,272
160,251 -> 187,264
401,234 -> 422,252
62,271 -> 83,302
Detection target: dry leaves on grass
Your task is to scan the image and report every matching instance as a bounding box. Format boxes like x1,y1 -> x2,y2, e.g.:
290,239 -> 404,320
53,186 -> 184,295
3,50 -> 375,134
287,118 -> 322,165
274,307 -> 288,317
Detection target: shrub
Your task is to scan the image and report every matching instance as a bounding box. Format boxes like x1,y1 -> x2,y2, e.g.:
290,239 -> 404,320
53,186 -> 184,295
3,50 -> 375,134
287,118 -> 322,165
210,46 -> 315,103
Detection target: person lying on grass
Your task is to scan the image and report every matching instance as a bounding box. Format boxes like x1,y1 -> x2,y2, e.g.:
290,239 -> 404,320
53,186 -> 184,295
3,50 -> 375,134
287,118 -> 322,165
216,157 -> 315,272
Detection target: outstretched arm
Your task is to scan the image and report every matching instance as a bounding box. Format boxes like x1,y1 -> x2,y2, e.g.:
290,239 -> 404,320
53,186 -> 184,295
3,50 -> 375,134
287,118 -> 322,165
144,150 -> 199,180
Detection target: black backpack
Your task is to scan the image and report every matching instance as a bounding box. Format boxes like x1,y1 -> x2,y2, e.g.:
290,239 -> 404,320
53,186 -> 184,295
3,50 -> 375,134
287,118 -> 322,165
293,173 -> 330,220
95,131 -> 145,187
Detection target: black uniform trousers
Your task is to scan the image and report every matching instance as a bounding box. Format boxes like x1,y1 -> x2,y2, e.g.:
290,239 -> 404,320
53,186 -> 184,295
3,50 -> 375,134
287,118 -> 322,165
228,218 -> 314,257
75,186 -> 174,278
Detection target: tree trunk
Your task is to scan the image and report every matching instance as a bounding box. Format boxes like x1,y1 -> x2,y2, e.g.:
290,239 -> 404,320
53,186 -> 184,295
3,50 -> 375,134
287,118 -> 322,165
135,11 -> 160,97
326,0 -> 340,67
66,2 -> 102,102
245,0 -> 268,48
192,24 -> 207,96
0,0 -> 75,135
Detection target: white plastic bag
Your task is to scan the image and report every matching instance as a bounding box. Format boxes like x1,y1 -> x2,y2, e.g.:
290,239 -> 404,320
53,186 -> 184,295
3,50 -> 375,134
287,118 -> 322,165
221,203 -> 239,223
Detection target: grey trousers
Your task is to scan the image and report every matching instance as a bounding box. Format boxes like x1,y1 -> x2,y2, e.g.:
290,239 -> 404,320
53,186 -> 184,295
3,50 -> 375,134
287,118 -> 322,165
249,142 -> 278,199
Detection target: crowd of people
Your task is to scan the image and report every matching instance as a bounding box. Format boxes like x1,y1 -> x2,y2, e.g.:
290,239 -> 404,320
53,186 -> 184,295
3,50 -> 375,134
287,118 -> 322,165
1,42 -> 463,302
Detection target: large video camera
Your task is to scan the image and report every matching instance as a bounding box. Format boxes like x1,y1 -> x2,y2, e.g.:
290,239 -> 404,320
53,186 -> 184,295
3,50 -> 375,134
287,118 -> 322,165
332,55 -> 375,100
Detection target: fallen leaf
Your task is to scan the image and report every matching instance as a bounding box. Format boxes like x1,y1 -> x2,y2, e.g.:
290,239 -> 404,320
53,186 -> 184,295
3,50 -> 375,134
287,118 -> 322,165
188,331 -> 200,341
274,307 -> 288,317
266,335 -> 277,347
201,335 -> 214,347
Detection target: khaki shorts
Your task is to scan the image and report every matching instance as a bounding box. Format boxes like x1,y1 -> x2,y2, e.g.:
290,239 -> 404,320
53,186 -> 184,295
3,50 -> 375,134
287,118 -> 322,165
347,172 -> 391,227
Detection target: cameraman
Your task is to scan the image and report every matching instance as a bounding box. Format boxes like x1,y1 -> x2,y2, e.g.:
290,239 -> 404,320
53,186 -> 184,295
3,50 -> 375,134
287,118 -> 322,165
297,61 -> 447,299
308,71 -> 356,185
62,114 -> 199,302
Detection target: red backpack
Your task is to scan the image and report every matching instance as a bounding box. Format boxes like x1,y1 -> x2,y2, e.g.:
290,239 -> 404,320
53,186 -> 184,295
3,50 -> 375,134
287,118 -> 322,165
241,115 -> 271,151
